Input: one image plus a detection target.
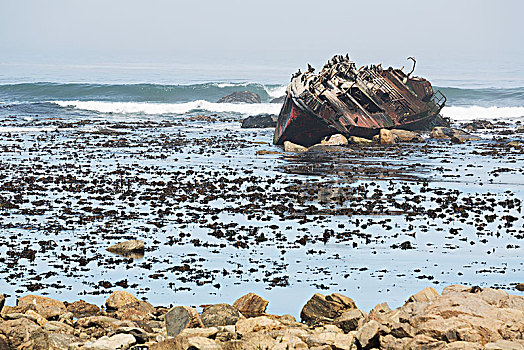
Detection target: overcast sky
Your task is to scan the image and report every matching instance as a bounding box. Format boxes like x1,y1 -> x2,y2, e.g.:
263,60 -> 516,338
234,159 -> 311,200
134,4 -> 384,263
1,0 -> 522,83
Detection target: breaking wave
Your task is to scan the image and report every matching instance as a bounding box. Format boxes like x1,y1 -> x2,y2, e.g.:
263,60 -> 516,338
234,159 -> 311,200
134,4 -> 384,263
52,100 -> 282,115
441,106 -> 524,122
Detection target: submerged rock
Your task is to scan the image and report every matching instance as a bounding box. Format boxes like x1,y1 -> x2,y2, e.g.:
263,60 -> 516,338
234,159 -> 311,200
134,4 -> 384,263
217,91 -> 261,104
241,114 -> 276,128
106,239 -> 145,258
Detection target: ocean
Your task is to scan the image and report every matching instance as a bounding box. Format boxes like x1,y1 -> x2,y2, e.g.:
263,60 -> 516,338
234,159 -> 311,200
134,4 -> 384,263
0,61 -> 523,317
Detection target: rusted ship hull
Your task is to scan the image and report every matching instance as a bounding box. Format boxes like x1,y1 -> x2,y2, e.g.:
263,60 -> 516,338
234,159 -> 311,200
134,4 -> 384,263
274,55 -> 446,146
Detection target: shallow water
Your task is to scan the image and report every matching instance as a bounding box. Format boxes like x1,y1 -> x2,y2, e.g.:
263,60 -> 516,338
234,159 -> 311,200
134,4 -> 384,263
0,113 -> 522,317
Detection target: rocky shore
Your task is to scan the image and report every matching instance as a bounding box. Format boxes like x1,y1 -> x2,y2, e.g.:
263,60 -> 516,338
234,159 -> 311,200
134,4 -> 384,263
1,285 -> 523,350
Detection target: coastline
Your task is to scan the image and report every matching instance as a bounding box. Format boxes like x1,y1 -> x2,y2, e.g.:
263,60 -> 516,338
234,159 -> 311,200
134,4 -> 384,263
1,284 -> 523,349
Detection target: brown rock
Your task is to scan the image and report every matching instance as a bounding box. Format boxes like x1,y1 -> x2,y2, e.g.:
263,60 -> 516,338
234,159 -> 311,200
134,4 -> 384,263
17,295 -> 66,320
233,293 -> 268,318
66,300 -> 100,318
106,239 -> 145,257
48,333 -> 80,350
306,329 -> 356,350
105,290 -> 139,311
0,335 -> 8,350
75,315 -> 136,336
380,128 -> 395,144
201,303 -> 241,327
355,320 -> 381,349
0,318 -> 42,349
164,305 -> 203,337
235,316 -> 281,336
391,129 -> 424,142
321,134 -> 348,146
405,334 -> 446,349
0,294 -> 4,313
333,309 -> 366,333
42,321 -> 74,334
350,136 -> 374,144
516,283 -> 524,292
284,141 -> 308,152
443,341 -> 483,349
115,300 -> 155,321
484,340 -> 524,350
407,287 -> 440,303
300,292 -> 357,325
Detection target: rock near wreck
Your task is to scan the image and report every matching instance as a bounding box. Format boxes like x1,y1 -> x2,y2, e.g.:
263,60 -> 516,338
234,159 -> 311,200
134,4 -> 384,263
217,91 -> 261,104
241,114 -> 276,128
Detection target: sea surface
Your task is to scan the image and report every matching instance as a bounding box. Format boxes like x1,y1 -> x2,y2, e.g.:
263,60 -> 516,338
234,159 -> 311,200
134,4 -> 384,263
0,61 -> 523,317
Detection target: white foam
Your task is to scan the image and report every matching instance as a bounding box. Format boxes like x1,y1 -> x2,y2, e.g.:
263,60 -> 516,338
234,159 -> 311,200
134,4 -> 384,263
441,106 -> 524,121
265,85 -> 287,99
214,82 -> 250,88
0,127 -> 57,133
52,100 -> 282,115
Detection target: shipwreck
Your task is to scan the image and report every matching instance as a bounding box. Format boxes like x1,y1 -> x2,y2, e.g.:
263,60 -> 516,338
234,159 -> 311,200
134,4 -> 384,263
274,55 -> 447,146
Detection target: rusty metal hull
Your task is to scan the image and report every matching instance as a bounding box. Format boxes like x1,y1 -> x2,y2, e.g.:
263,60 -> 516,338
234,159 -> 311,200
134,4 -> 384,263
273,55 -> 447,145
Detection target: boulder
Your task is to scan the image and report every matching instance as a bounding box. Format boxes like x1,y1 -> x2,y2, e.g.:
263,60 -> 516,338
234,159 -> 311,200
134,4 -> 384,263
406,287 -> 440,303
355,320 -> 381,349
17,295 -> 66,320
430,127 -> 479,142
66,300 -> 100,318
240,333 -> 278,349
306,328 -> 355,350
321,134 -> 348,146
82,333 -> 136,350
185,336 -> 222,350
116,327 -> 149,344
201,303 -> 241,327
232,293 -> 268,318
235,316 -> 281,336
380,128 -> 396,144
42,320 -> 74,334
516,283 -> 524,292
241,114 -> 276,128
179,327 -> 219,339
270,96 -> 286,104
0,335 -> 7,350
333,308 -> 366,333
217,91 -> 261,104
0,318 -> 42,349
75,315 -> 136,332
484,340 -> 524,350
272,334 -> 308,349
164,305 -> 203,337
300,293 -> 357,326
115,300 -> 155,321
284,141 -> 308,152
25,309 -> 47,326
350,136 -> 374,144
48,333 -> 80,350
463,120 -> 494,130
105,291 -> 139,311
391,129 -> 424,142
405,334 -> 446,349
106,240 -> 145,256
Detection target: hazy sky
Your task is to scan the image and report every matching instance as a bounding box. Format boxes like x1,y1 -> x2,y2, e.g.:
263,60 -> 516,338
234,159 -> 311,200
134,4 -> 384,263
1,0 -> 523,83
